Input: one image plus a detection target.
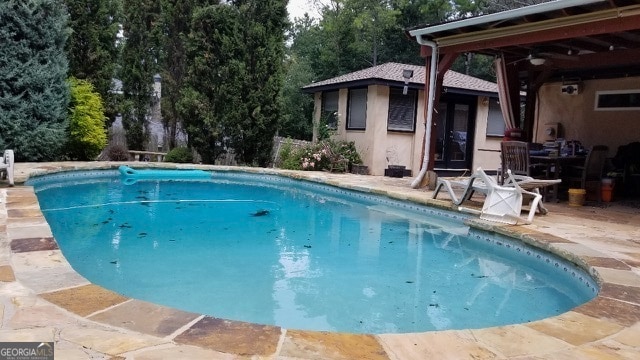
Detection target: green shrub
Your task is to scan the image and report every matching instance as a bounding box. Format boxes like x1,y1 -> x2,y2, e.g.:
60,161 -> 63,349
67,77 -> 108,160
277,139 -> 303,170
165,147 -> 194,163
275,138 -> 363,173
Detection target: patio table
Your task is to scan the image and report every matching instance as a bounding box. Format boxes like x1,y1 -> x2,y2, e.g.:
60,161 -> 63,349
530,155 -> 585,202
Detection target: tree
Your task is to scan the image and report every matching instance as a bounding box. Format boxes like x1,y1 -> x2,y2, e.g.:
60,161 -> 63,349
0,0 -> 70,161
120,0 -> 162,150
67,77 -> 108,160
280,55 -> 315,140
159,0 -> 196,149
181,1 -> 287,166
180,3 -> 240,163
230,0 -> 288,165
64,0 -> 122,123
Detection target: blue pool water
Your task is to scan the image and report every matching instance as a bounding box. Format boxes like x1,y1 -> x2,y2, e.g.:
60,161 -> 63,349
28,169 -> 597,334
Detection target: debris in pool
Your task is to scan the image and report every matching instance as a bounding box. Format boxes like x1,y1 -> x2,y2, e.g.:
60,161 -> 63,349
119,223 -> 132,229
110,260 -> 118,264
471,273 -> 488,278
251,209 -> 270,217
303,245 -> 312,248
429,303 -> 439,308
405,280 -> 414,283
169,239 -> 176,242
138,232 -> 147,237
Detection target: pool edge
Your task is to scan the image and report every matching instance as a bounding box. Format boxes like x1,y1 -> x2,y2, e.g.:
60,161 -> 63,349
3,163 -> 639,359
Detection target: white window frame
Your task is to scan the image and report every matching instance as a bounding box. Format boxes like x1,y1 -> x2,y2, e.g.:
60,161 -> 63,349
594,89 -> 640,111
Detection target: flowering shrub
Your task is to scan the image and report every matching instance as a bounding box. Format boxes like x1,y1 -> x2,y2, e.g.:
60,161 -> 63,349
277,138 -> 362,172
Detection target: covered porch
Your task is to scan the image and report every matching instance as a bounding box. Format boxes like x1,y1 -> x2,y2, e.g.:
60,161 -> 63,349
406,0 -> 640,200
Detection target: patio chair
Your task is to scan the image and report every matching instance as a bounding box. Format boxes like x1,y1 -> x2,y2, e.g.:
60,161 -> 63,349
0,149 -> 14,186
564,145 -> 609,202
432,167 -> 542,225
501,140 -> 558,200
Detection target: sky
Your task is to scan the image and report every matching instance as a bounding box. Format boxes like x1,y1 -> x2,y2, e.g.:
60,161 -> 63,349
287,0 -> 321,20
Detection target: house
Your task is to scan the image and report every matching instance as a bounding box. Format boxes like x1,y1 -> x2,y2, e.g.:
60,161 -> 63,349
406,0 -> 640,192
302,62 -> 507,177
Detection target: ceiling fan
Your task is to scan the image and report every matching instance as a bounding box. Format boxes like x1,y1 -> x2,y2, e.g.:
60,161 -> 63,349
508,47 -> 579,66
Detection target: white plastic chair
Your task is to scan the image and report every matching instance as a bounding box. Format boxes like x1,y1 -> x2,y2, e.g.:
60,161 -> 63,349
1,149 -> 15,186
432,167 -> 542,225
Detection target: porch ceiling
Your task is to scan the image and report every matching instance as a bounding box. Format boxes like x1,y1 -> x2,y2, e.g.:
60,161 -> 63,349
408,0 -> 640,80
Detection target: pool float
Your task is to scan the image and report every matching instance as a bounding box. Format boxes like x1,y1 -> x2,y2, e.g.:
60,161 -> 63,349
118,165 -> 211,184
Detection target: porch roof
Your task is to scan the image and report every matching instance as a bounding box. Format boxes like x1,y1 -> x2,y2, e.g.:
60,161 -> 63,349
406,0 -> 640,81
302,62 -> 498,96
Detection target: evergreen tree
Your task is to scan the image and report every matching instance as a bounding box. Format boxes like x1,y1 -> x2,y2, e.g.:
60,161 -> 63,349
231,0 -> 288,166
159,0 -> 194,149
0,0 -> 70,161
65,0 -> 122,123
180,3 -> 238,164
67,77 -> 108,160
181,1 -> 287,166
120,0 -> 162,150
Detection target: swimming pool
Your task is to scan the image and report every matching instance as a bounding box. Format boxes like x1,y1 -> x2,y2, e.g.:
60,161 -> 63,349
27,168 -> 597,334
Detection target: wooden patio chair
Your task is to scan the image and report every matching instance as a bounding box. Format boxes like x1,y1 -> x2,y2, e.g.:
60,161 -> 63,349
501,140 -> 557,200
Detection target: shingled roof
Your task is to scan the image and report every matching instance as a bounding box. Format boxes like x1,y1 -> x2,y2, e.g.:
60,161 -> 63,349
302,62 -> 498,95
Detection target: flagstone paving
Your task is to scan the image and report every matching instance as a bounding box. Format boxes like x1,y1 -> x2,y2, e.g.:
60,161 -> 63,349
1,162 -> 638,359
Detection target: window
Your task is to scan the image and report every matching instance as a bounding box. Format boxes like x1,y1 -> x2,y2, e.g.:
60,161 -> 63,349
321,91 -> 339,128
347,88 -> 367,130
388,87 -> 417,132
486,98 -> 506,136
595,90 -> 640,111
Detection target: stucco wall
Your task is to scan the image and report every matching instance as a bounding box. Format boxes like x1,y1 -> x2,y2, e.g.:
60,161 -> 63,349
534,76 -> 640,157
327,85 -> 426,176
312,86 -> 498,176
472,96 -> 502,172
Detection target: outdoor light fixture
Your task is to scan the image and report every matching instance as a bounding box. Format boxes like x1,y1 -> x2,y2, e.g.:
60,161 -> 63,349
529,57 -> 546,66
402,69 -> 414,95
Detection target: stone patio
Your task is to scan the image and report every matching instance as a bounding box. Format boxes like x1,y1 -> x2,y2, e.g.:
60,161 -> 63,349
1,162 -> 639,359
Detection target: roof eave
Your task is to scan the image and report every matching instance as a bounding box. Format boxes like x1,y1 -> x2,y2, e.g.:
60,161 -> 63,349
407,0 -> 606,41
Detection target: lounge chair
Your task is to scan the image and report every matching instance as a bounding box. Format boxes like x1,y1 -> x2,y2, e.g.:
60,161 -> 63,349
432,167 -> 543,225
0,149 -> 14,186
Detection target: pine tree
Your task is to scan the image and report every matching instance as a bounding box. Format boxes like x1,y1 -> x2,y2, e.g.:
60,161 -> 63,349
0,0 -> 70,161
180,3 -> 239,163
181,1 -> 287,166
64,0 -> 122,123
159,0 -> 198,149
120,0 -> 162,150
230,0 -> 288,166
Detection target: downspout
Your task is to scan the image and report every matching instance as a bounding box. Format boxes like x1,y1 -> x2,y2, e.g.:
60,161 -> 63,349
411,36 -> 439,189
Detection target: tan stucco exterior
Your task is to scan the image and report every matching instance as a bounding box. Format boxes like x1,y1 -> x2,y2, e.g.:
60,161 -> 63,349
313,87 -> 500,176
534,76 -> 640,157
472,96 -> 503,173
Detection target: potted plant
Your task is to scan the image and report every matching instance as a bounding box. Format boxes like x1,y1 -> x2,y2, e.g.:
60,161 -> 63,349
385,146 -> 405,178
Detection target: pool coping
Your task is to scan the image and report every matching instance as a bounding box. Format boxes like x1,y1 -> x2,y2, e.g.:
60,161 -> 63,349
2,162 -> 639,359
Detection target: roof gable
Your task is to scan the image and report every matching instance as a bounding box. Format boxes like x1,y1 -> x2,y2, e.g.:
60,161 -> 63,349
303,62 -> 497,94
